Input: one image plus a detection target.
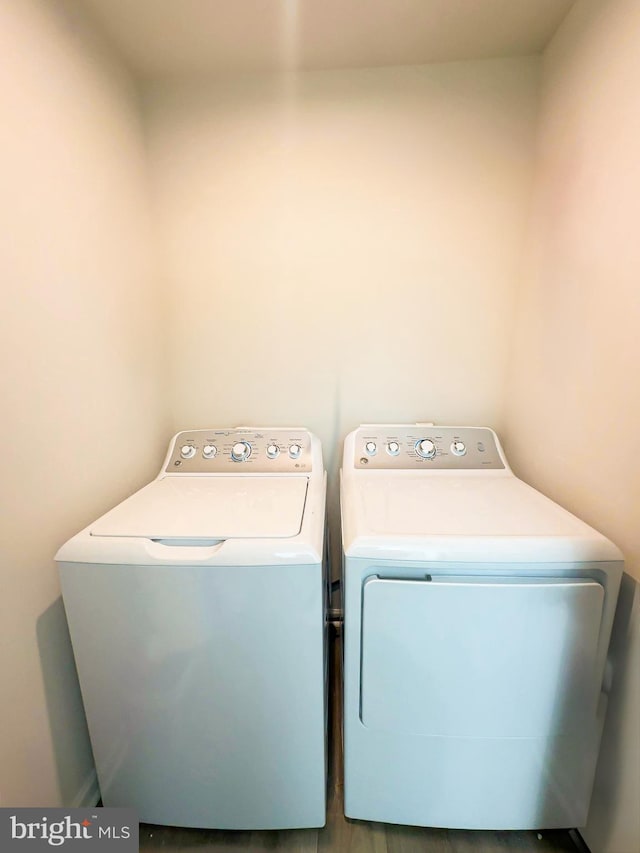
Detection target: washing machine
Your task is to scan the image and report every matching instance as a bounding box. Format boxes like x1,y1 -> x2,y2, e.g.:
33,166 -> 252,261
56,427 -> 327,829
341,424 -> 622,830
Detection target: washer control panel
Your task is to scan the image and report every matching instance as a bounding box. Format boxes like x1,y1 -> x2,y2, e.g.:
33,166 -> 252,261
354,426 -> 505,469
166,429 -> 312,473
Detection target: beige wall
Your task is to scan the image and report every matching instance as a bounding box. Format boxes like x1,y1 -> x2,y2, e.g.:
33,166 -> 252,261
503,2 -> 640,850
0,0 -> 168,806
145,59 -> 539,478
9,5 -> 637,838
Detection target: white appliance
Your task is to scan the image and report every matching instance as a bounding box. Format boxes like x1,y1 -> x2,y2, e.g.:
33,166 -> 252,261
57,427 -> 327,829
341,424 -> 622,830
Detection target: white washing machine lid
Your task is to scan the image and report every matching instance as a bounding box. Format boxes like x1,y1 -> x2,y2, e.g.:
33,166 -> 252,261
343,474 -> 622,562
90,476 -> 308,540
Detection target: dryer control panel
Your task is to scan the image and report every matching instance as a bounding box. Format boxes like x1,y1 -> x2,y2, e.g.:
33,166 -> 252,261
165,428 -> 313,473
353,426 -> 505,470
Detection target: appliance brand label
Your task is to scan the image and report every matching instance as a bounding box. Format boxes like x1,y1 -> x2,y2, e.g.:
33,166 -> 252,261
0,809 -> 137,851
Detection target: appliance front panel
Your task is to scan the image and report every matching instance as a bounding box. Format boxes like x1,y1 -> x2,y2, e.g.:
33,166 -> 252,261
59,560 -> 326,828
360,575 -> 604,738
341,556 -> 622,829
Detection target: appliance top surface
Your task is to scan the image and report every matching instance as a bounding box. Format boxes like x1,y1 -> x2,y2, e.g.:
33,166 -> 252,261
341,425 -> 621,561
90,475 -> 309,540
352,474 -> 592,538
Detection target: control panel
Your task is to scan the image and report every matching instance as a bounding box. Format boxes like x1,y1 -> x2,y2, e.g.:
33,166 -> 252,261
165,429 -> 312,473
353,426 -> 505,470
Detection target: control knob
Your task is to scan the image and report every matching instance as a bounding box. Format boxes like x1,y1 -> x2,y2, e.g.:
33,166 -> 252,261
451,440 -> 466,456
180,445 -> 196,459
365,441 -> 377,455
266,444 -> 280,459
289,444 -> 302,459
202,444 -> 217,459
415,438 -> 436,459
386,441 -> 400,456
231,441 -> 251,462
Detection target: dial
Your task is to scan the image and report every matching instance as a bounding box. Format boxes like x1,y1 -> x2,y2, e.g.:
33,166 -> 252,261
364,441 -> 377,455
180,445 -> 196,459
451,440 -> 466,457
386,441 -> 400,456
231,441 -> 251,462
289,443 -> 302,459
415,438 -> 436,459
266,444 -> 280,459
202,444 -> 217,459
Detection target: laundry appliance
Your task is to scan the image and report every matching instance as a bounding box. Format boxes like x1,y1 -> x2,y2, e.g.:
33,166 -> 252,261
57,427 -> 327,829
341,424 -> 622,830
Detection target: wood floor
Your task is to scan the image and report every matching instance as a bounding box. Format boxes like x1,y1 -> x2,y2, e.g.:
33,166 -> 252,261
140,630 -> 583,853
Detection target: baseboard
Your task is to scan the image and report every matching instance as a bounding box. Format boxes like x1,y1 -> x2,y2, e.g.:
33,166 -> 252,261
569,829 -> 592,853
70,768 -> 100,808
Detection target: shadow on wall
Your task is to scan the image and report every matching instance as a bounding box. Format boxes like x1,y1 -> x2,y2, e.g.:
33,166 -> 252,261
36,597 -> 98,807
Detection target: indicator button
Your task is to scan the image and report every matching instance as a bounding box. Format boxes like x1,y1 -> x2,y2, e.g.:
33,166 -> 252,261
180,445 -> 196,459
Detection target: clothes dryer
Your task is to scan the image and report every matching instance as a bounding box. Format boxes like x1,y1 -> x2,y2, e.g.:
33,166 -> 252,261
57,427 -> 327,829
341,424 -> 622,830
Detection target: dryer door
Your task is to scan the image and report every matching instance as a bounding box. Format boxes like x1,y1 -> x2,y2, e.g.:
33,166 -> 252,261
360,575 -> 604,738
